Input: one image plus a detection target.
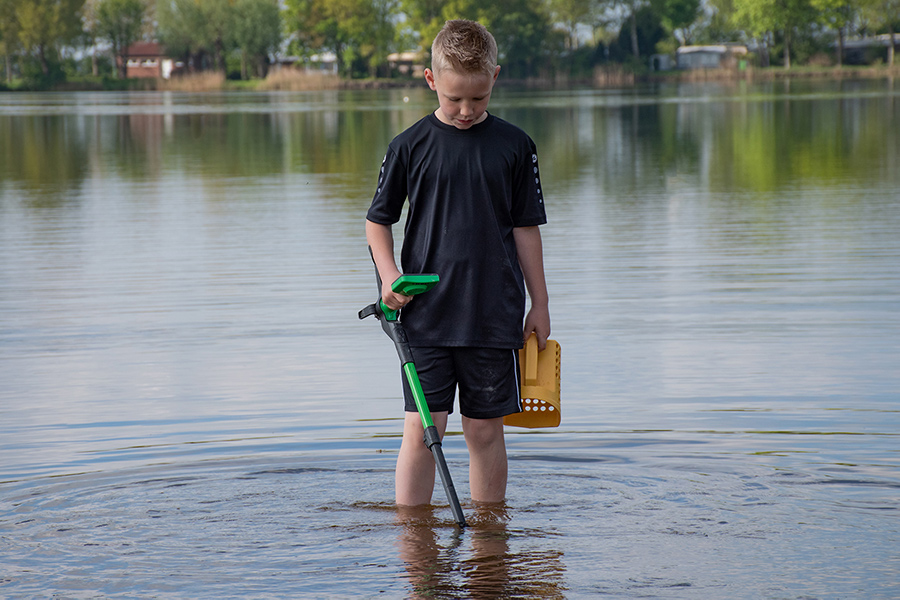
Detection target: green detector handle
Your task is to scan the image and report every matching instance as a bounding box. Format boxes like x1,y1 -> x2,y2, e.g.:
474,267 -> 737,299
392,274 -> 440,296
379,274 -> 439,321
357,267 -> 465,527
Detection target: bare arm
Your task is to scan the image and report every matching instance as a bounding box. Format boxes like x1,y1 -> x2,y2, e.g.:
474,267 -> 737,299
513,226 -> 550,350
365,219 -> 410,311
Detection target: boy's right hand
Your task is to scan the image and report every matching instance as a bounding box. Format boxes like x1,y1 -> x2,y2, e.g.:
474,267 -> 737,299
382,274 -> 412,311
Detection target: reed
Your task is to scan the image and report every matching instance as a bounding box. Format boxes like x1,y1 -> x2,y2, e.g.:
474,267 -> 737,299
593,65 -> 635,88
158,72 -> 226,92
258,68 -> 340,91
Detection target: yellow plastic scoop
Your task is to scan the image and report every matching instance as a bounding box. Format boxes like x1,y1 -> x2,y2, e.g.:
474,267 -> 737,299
504,334 -> 561,428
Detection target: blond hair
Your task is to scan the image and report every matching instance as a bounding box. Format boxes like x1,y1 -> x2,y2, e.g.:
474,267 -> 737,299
430,20 -> 498,77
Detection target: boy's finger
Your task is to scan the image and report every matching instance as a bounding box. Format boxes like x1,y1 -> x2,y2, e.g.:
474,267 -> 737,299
383,292 -> 411,311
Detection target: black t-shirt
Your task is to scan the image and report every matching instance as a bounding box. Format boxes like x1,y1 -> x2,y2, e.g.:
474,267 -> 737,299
366,112 -> 547,348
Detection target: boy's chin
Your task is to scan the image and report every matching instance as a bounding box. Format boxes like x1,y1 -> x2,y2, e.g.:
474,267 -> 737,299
438,113 -> 484,129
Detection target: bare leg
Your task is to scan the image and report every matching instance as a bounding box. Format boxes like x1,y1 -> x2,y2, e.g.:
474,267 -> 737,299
396,411 -> 449,506
462,416 -> 507,503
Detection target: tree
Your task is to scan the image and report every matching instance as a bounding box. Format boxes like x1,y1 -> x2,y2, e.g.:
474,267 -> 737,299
201,0 -> 234,72
14,0 -> 85,76
651,0 -> 701,45
397,0 -> 556,77
609,4 -> 664,61
156,0 -> 201,67
734,0 -> 815,68
702,0 -> 742,43
97,0 -> 146,78
619,0 -> 648,58
232,0 -> 281,79
860,0 -> 900,65
82,0 -> 100,75
0,0 -> 21,82
812,0 -> 859,66
482,0 -> 557,77
399,0 -> 445,49
157,0 -> 234,72
547,0 -> 599,49
358,0 -> 400,76
284,0 -> 398,77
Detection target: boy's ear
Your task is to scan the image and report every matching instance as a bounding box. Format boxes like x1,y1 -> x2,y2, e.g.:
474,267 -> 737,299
493,65 -> 501,82
424,68 -> 438,91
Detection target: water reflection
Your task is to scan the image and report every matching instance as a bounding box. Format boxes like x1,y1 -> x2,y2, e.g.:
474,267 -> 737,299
0,114 -> 89,199
3,81 -> 898,206
1,82 -> 898,598
396,503 -> 565,599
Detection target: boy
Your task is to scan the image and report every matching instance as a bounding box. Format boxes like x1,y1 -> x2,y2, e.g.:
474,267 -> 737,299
366,19 -> 550,506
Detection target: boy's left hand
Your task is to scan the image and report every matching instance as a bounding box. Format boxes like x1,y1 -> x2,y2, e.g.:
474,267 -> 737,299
523,305 -> 550,351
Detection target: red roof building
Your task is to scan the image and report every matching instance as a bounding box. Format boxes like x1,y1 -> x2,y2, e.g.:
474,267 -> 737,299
119,42 -> 183,79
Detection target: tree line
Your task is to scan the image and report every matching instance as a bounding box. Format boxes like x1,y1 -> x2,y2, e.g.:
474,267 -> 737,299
1,0 -> 898,87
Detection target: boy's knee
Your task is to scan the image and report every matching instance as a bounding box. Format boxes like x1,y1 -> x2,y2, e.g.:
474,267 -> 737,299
462,417 -> 504,448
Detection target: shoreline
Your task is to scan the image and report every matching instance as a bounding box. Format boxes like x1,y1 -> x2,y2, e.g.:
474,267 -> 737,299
3,64 -> 899,93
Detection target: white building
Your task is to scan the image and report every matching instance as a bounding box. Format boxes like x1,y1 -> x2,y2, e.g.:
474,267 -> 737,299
676,45 -> 749,70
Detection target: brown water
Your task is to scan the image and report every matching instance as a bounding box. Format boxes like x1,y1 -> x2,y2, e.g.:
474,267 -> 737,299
1,81 -> 899,598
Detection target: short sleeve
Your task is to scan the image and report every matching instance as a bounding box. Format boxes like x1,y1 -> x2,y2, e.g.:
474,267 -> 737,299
511,137 -> 547,227
366,146 -> 407,225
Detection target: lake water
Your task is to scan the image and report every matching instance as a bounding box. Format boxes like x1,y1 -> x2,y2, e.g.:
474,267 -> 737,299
1,80 -> 898,599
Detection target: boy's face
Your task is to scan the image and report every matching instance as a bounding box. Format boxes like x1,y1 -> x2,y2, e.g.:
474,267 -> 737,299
424,66 -> 500,130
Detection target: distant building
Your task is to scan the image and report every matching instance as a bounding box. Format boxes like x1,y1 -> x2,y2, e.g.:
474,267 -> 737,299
676,45 -> 749,70
120,42 -> 183,79
387,52 -> 424,76
302,53 -> 339,74
841,34 -> 899,65
651,54 -> 675,71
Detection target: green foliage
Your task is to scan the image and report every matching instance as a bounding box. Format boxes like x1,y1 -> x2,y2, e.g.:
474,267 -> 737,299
486,0 -> 559,78
96,0 -> 146,77
609,5 -> 665,62
733,0 -> 817,67
13,0 -> 85,76
0,0 -> 898,82
555,44 -> 603,78
19,54 -> 67,89
859,0 -> 900,65
395,0 -> 558,78
157,0 -> 236,71
399,0 -> 445,48
232,0 -> 281,78
651,0 -> 700,44
0,0 -> 21,55
283,0 -> 398,77
702,0 -> 742,43
545,0 -> 598,49
155,0 -> 200,61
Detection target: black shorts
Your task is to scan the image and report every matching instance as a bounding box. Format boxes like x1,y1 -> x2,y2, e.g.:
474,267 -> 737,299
401,347 -> 522,419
